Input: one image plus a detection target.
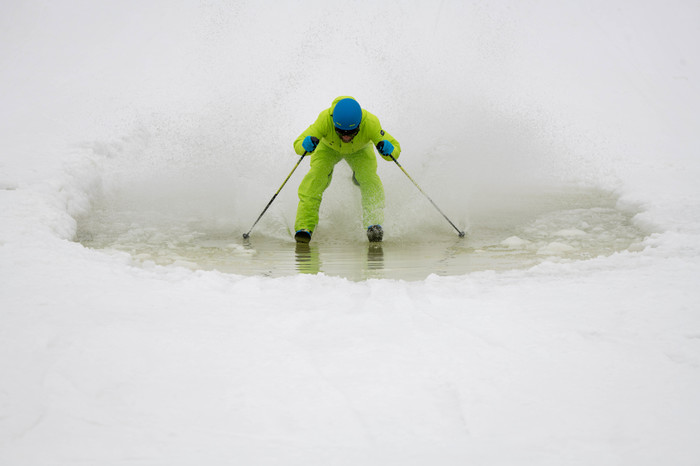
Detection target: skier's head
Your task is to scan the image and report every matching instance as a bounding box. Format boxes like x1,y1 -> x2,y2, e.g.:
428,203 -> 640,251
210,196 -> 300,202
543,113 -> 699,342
332,98 -> 362,141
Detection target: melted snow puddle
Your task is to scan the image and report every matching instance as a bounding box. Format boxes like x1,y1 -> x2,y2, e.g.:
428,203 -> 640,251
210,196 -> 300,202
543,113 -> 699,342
76,187 -> 648,281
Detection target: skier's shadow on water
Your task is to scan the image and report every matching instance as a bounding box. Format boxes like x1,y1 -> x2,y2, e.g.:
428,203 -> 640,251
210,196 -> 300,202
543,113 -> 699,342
294,242 -> 385,278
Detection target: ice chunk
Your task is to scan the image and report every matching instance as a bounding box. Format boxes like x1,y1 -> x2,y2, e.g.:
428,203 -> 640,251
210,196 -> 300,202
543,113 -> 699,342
555,229 -> 587,237
501,236 -> 531,248
537,242 -> 576,255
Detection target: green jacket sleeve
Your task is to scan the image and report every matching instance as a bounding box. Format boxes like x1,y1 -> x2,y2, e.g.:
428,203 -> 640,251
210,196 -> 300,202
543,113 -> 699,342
364,111 -> 401,161
293,110 -> 330,155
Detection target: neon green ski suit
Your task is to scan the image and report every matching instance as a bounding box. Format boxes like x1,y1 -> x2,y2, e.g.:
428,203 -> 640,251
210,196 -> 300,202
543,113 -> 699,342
293,96 -> 401,234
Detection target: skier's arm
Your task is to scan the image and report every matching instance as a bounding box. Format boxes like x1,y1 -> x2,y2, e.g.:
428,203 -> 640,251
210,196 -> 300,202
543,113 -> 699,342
293,111 -> 329,155
366,113 -> 401,160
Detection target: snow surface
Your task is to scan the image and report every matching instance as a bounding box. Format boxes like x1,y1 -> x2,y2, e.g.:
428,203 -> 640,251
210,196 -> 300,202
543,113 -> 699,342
2,1 -> 700,464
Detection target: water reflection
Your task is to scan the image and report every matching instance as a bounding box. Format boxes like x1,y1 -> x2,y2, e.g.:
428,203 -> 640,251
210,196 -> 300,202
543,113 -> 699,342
367,243 -> 384,270
294,242 -> 320,275
294,242 -> 386,278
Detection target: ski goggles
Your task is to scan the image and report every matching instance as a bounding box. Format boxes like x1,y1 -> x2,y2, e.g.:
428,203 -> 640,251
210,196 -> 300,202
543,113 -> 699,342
335,126 -> 360,137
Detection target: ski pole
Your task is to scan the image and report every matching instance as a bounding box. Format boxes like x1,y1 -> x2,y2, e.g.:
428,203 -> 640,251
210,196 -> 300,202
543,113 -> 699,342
242,152 -> 308,239
389,154 -> 465,237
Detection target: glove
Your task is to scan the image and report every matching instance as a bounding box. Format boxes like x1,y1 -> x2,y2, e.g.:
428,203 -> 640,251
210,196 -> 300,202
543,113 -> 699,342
376,140 -> 394,156
302,136 -> 320,153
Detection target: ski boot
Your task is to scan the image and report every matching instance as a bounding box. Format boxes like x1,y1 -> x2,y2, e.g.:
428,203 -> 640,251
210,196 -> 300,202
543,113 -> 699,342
366,224 -> 383,242
294,229 -> 312,244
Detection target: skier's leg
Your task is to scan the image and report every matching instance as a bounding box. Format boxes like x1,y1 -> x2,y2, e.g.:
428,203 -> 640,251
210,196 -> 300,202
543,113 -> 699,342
295,146 -> 342,233
345,146 -> 385,228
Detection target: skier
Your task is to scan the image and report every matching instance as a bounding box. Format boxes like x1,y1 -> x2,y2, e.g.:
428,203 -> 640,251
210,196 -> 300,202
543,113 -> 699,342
292,96 -> 401,243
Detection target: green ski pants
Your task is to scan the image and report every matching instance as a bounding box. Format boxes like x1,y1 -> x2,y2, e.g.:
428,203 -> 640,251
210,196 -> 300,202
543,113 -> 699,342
295,144 -> 384,233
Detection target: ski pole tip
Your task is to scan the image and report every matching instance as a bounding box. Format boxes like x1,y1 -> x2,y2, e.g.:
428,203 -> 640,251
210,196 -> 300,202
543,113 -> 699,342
458,231 -> 466,238
242,233 -> 250,239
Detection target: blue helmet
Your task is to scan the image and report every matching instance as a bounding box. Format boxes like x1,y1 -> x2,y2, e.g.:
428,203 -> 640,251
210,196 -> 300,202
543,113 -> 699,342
332,98 -> 362,131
